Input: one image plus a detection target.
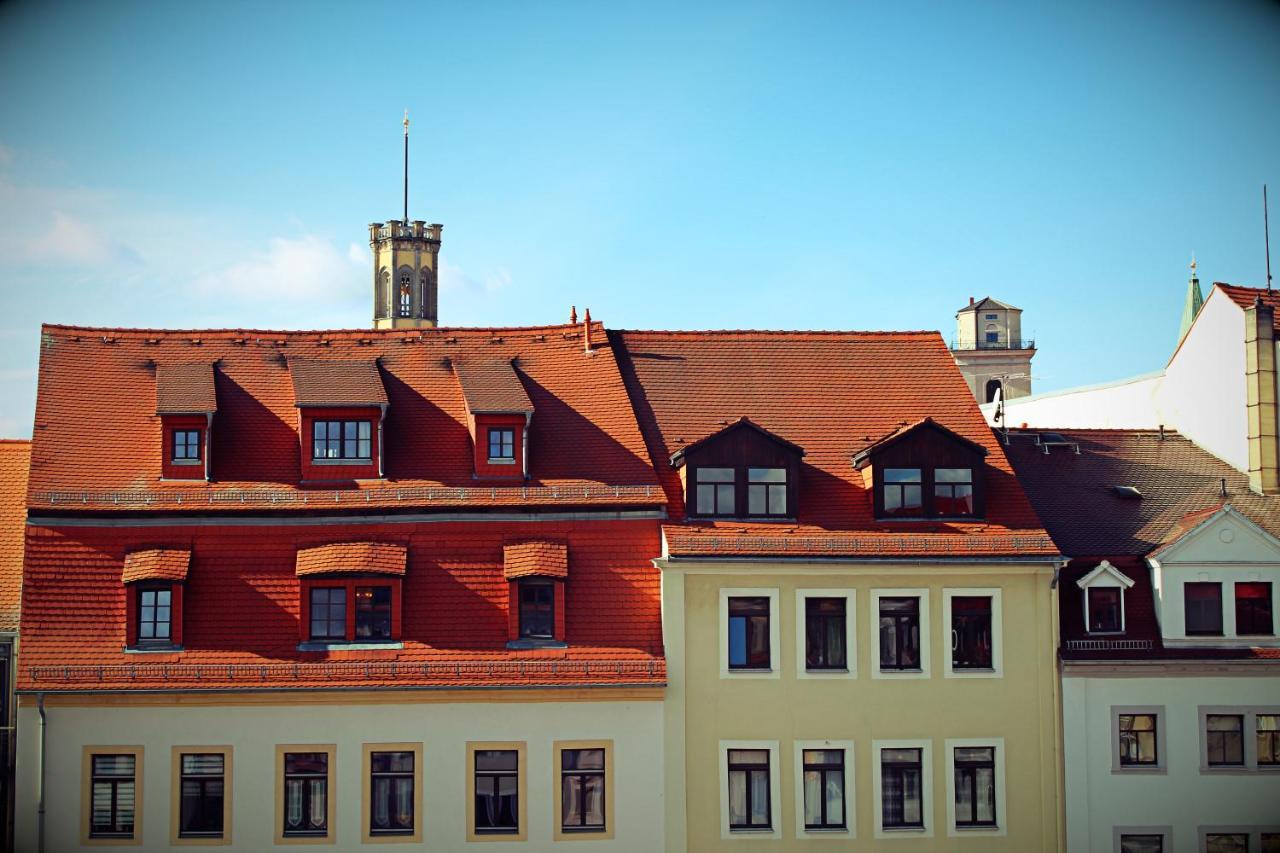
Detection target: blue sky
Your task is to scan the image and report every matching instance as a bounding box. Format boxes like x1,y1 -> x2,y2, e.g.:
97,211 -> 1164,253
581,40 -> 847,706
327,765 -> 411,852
1,0 -> 1277,437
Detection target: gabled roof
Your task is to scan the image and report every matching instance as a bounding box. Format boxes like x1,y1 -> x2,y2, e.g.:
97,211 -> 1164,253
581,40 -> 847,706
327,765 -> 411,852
1147,503 -> 1280,561
1216,283 -> 1280,331
1075,560 -> 1134,589
289,358 -> 389,408
155,362 -> 218,414
27,322 -> 660,512
956,296 -> 1019,314
669,416 -> 804,467
295,542 -> 408,577
614,329 -> 1054,558
121,548 -> 191,584
851,417 -> 988,469
0,440 -> 29,632
453,359 -> 535,415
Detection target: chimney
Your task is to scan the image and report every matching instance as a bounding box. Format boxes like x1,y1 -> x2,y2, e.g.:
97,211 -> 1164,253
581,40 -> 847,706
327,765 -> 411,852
583,308 -> 593,352
969,296 -> 975,306
1245,296 -> 1279,493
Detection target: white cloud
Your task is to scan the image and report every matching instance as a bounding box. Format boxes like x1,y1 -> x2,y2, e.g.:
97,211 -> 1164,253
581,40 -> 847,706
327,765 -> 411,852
26,210 -> 142,266
439,259 -> 511,294
347,242 -> 370,265
191,234 -> 365,304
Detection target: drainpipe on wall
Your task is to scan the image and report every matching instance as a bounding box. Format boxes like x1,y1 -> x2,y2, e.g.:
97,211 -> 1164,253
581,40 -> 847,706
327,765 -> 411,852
203,412 -> 213,481
36,693 -> 46,853
521,413 -> 531,480
377,404 -> 388,478
1245,297 -> 1279,494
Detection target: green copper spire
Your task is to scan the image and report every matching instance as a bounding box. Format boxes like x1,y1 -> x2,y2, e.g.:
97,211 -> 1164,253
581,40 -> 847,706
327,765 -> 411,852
1178,253 -> 1204,342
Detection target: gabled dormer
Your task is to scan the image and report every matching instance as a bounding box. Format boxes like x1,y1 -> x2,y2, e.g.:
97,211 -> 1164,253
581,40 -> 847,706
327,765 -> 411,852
670,417 -> 804,519
853,418 -> 988,520
290,359 -> 389,483
1076,560 -> 1135,634
453,359 -> 534,479
155,362 -> 217,481
1147,504 -> 1279,647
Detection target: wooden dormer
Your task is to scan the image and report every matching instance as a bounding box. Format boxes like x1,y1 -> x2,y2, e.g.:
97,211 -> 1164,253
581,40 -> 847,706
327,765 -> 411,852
670,417 -> 804,520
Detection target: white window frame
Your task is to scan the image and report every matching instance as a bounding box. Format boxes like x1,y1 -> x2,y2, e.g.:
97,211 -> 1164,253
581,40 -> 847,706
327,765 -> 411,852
1197,705 -> 1280,773
1111,705 -> 1167,774
942,588 -> 1003,678
870,589 -> 931,679
872,738 -> 933,839
1113,826 -> 1172,852
719,588 -> 781,679
795,590 -> 856,679
1077,560 -> 1135,635
943,737 -> 1006,837
793,740 -> 854,840
719,739 -> 781,840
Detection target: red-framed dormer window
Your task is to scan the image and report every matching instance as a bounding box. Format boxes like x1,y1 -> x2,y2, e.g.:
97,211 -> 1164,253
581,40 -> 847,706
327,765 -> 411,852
161,415 -> 208,480
298,407 -> 381,482
299,577 -> 402,644
473,414 -> 526,479
125,582 -> 185,649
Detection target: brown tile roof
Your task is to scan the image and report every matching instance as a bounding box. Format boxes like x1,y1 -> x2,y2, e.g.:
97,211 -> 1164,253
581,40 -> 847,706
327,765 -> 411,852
155,362 -> 218,414
0,440 -> 29,631
295,542 -> 407,577
503,540 -> 568,579
851,417 -> 988,468
454,359 -> 535,414
27,322 -> 659,511
120,548 -> 191,584
614,330 -> 1055,558
289,358 -> 389,408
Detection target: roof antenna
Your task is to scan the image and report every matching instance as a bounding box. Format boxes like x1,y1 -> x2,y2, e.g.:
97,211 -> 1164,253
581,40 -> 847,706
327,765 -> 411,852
1221,477 -> 1228,498
1266,184 -> 1273,294
402,109 -> 410,224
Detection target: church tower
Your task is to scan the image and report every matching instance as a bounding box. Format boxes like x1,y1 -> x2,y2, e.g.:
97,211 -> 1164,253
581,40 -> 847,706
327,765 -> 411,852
949,296 -> 1036,403
1178,254 -> 1204,343
370,112 -> 442,329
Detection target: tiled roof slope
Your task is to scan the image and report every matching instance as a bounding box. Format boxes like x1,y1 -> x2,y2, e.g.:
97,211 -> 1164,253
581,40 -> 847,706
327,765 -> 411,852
121,548 -> 191,583
613,330 -> 1055,558
1004,428 -> 1280,661
155,362 -> 217,414
1217,282 -> 1280,330
503,540 -> 569,579
18,519 -> 663,691
28,323 -> 659,512
289,358 -> 389,407
295,542 -> 407,577
0,440 -> 29,631
454,360 -> 535,414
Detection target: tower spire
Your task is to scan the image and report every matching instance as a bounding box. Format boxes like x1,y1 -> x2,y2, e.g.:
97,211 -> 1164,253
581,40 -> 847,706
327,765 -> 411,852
403,109 -> 410,223
1178,252 -> 1205,342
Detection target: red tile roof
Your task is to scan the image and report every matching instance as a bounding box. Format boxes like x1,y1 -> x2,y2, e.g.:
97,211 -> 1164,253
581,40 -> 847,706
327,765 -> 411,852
0,440 -> 29,632
155,362 -> 218,414
454,359 -> 535,414
503,540 -> 569,579
1216,282 -> 1280,330
613,330 -> 1055,558
27,322 -> 660,512
295,542 -> 407,577
1005,428 -> 1280,661
851,417 -> 988,468
289,358 -> 389,408
121,548 -> 191,583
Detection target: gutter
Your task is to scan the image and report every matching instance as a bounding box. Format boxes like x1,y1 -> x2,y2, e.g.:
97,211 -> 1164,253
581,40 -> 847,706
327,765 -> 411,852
36,693 -> 45,853
655,554 -> 1064,567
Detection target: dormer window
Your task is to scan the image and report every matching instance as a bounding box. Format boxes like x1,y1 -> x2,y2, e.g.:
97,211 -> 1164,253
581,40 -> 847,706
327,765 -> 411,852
172,429 -> 201,462
121,548 -> 189,651
155,362 -> 217,481
518,580 -> 555,639
290,359 -> 389,482
294,543 -> 407,648
934,468 -> 974,515
488,428 -> 515,463
883,469 -> 923,517
696,467 -> 735,516
1235,582 -> 1273,636
854,418 -> 988,520
1077,561 -> 1134,635
747,468 -> 788,516
454,360 -> 534,479
1185,582 -> 1224,636
313,420 -> 372,461
503,540 -> 568,647
673,418 -> 804,521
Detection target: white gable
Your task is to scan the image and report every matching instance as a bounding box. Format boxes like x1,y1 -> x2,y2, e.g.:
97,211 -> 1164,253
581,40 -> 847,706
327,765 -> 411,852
1076,560 -> 1136,589
1149,505 -> 1280,567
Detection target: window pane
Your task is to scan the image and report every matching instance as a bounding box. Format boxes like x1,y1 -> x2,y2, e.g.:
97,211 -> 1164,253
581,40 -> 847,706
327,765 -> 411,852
698,467 -> 735,482
1185,582 -> 1224,634
1236,582 -> 1274,635
1088,587 -> 1122,632
884,468 -> 921,483
1120,834 -> 1164,853
824,772 -> 843,826
1262,834 -> 1280,853
952,596 -> 993,669
1207,714 -> 1244,765
182,754 -> 224,775
1207,835 -> 1250,853
802,769 -> 822,826
563,749 -> 604,770
728,770 -> 746,826
748,485 -> 766,516
371,751 -> 413,773
749,769 -> 770,826
729,749 -> 769,766
936,467 -> 972,483
476,750 -> 518,771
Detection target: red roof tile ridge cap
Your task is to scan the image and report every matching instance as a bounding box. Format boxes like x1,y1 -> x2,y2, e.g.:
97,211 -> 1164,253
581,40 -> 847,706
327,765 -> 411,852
0,439 -> 31,445
614,328 -> 941,337
41,321 -> 602,338
1008,427 -> 1184,436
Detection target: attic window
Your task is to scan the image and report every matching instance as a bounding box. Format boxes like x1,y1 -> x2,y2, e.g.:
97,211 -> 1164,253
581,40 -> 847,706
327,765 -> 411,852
1111,486 -> 1143,500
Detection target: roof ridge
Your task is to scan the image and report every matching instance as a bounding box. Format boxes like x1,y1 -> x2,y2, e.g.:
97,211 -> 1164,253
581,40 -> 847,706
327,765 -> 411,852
613,328 -> 942,337
1007,427 -> 1184,436
41,321 -> 602,337
0,439 -> 31,445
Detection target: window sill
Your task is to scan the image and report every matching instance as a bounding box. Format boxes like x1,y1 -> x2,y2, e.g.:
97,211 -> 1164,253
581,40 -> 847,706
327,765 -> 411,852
1113,765 -> 1166,775
309,458 -> 373,466
297,641 -> 404,652
802,826 -> 850,834
170,458 -> 202,466
728,827 -> 775,834
123,644 -> 183,654
954,824 -> 1000,831
506,638 -> 567,650
880,825 -> 927,833
486,457 -> 517,465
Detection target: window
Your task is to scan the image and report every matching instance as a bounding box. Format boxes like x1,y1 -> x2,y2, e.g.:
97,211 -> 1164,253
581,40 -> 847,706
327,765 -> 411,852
984,313 -> 998,320
695,467 -> 735,516
137,585 -> 172,644
474,750 -> 519,834
179,753 -> 226,838
883,468 -> 922,517
879,597 -> 921,671
560,748 -> 605,833
355,586 -> 392,640
728,597 -> 771,670
727,749 -> 771,831
172,429 -> 201,462
1236,582 -> 1274,635
518,580 -> 554,639
1119,714 -> 1158,766
1185,582 -> 1224,636
801,749 -> 845,831
1264,834 -> 1280,853
398,272 -> 412,317
309,587 -> 346,641
953,747 -> 996,828
1120,835 -> 1165,853
805,598 -> 846,671
1206,835 -> 1250,853
1207,715 -> 1245,766
747,468 -> 787,516
1087,587 -> 1123,633
282,752 -> 328,838
312,420 -> 371,460
934,468 -> 974,516
881,748 -> 923,829
369,751 -> 414,836
488,428 -> 515,461
951,596 -> 992,670
89,754 -> 137,839
1257,714 -> 1280,766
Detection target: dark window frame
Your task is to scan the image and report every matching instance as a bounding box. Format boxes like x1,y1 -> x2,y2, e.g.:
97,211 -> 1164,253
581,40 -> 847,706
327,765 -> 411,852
559,748 -> 606,833
953,746 -> 997,828
727,596 -> 771,670
474,749 -> 520,835
518,579 -> 555,640
933,467 -> 975,517
882,468 -> 923,518
1118,714 -> 1159,766
693,466 -> 737,518
487,427 -> 515,461
1206,714 -> 1245,767
355,585 -> 393,641
879,596 -> 921,672
172,428 -> 202,462
308,586 -> 347,641
178,753 -> 226,839
136,583 -> 173,645
880,748 -> 924,829
801,749 -> 846,831
89,754 -> 137,839
282,752 -> 329,838
1185,582 -> 1224,636
804,597 -> 847,671
951,595 -> 994,670
311,419 -> 372,461
369,750 -> 415,836
1086,586 -> 1124,634
746,467 -> 788,517
1235,582 -> 1274,636
727,749 -> 772,831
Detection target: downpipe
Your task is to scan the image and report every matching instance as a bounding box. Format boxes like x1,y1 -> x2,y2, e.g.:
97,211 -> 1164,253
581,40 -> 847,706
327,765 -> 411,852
36,693 -> 46,853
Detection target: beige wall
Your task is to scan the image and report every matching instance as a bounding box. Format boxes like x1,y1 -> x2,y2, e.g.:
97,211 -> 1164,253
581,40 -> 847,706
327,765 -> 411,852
661,560 -> 1064,852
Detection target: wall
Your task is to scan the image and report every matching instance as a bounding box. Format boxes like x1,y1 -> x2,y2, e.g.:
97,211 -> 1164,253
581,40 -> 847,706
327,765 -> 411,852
984,373 -> 1164,430
14,692 -> 663,852
1061,669 -> 1280,853
663,559 -> 1064,852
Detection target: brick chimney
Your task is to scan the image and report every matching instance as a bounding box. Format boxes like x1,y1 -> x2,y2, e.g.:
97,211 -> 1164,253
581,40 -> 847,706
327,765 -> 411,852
1245,296 -> 1279,494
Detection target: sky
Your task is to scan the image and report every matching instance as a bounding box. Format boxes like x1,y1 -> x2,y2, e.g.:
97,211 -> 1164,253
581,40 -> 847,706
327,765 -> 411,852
1,0 -> 1278,437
